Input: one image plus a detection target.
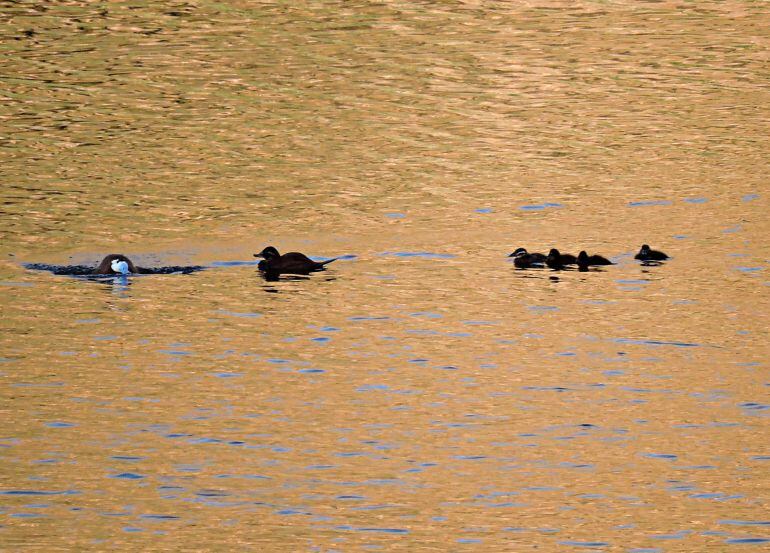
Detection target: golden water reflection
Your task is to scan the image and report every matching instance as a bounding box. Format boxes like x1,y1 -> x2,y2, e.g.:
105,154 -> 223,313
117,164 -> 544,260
1,1 -> 768,550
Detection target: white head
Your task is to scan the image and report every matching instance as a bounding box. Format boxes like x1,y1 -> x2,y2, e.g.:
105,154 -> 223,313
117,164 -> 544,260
111,259 -> 130,275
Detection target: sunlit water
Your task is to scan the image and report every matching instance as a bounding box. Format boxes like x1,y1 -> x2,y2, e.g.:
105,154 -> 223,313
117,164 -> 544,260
1,1 -> 768,550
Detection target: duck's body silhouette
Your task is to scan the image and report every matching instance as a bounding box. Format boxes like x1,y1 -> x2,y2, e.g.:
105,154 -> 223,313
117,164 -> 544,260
508,248 -> 547,263
577,251 -> 613,271
509,247 -> 546,268
513,253 -> 543,269
634,244 -> 668,261
254,246 -> 338,276
546,248 -> 577,270
92,254 -> 144,275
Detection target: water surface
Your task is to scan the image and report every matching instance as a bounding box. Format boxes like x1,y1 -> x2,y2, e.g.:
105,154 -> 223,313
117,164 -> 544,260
1,1 -> 768,550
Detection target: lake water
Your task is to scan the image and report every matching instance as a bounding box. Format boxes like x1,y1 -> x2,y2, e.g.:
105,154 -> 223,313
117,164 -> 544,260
1,1 -> 768,550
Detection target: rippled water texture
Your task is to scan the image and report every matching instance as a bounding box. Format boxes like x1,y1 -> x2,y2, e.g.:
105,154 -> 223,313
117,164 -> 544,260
1,1 -> 768,550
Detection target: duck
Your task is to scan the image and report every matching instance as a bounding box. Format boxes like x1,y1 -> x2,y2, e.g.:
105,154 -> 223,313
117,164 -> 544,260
24,255 -> 205,276
254,246 -> 339,276
508,247 -> 547,263
577,250 -> 613,271
509,247 -> 546,268
546,248 -> 577,270
634,244 -> 668,261
92,254 -> 140,275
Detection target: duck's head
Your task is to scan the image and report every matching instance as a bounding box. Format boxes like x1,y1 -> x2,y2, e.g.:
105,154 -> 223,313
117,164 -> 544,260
94,254 -> 135,275
111,258 -> 130,275
509,247 -> 528,258
577,251 -> 588,263
639,244 -> 650,252
254,246 -> 280,260
548,248 -> 560,257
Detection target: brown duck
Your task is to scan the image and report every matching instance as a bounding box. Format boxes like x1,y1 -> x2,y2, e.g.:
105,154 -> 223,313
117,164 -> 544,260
92,254 -> 146,275
577,250 -> 614,272
546,248 -> 577,270
254,246 -> 339,277
509,247 -> 547,269
634,244 -> 668,261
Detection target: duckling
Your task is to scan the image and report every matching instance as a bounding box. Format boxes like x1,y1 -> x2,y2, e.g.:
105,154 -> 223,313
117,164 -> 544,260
92,254 -> 140,275
513,253 -> 543,269
508,247 -> 547,263
254,246 -> 339,276
546,248 -> 577,270
509,248 -> 546,269
577,250 -> 614,271
634,244 -> 668,261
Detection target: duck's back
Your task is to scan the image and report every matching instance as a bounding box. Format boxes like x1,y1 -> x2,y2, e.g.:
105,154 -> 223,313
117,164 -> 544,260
281,252 -> 317,264
267,252 -> 326,275
588,254 -> 613,265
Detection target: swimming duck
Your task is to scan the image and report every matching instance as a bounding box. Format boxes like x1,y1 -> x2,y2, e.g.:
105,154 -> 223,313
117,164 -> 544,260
254,246 -> 339,276
24,255 -> 205,276
509,248 -> 546,269
577,250 -> 613,271
634,244 -> 668,261
92,254 -> 140,275
508,247 -> 547,263
546,248 -> 577,270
